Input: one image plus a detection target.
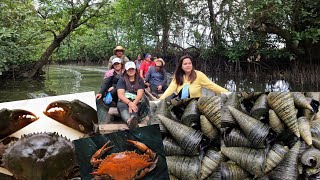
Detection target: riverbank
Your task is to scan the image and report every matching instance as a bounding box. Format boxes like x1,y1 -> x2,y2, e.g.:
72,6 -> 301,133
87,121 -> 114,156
1,63 -> 319,103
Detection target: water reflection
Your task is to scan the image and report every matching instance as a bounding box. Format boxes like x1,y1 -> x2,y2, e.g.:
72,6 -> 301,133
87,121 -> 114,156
265,80 -> 290,92
0,65 -> 317,103
44,65 -> 104,95
218,78 -> 291,92
225,80 -> 237,92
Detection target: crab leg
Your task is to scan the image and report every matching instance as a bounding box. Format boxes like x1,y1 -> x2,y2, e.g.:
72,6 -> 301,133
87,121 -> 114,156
90,141 -> 114,167
127,140 -> 156,160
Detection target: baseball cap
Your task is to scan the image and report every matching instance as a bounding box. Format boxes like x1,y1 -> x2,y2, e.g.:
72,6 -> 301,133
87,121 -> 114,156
125,61 -> 136,70
112,58 -> 122,65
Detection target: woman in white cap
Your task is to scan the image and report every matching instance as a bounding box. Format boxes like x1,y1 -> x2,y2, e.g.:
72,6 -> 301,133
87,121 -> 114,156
116,61 -> 145,129
107,46 -> 130,69
96,58 -> 124,105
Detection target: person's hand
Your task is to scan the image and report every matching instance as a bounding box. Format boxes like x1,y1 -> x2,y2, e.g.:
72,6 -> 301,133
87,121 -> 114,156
144,82 -> 150,87
157,85 -> 162,91
128,101 -> 138,113
108,87 -> 114,92
96,94 -> 102,99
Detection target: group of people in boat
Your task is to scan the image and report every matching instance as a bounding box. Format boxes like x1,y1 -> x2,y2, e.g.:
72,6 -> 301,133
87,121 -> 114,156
96,45 -> 229,129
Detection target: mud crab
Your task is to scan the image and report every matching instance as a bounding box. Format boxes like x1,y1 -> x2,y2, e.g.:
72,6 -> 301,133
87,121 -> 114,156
2,132 -> 75,180
90,140 -> 158,180
43,99 -> 98,134
0,108 -> 39,139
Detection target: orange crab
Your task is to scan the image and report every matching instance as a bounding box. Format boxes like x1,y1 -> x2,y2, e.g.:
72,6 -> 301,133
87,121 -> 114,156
90,140 -> 158,180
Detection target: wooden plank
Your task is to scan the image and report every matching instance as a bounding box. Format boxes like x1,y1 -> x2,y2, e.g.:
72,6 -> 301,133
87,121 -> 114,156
99,123 -> 147,134
108,107 -> 119,116
0,167 -> 13,177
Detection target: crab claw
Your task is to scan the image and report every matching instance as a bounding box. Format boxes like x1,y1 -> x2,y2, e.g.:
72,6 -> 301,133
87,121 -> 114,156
90,141 -> 114,167
127,140 -> 156,160
0,108 -> 39,139
43,99 -> 98,134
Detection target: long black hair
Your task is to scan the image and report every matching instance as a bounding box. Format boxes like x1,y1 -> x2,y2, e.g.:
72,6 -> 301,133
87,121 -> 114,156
123,69 -> 142,92
174,55 -> 197,86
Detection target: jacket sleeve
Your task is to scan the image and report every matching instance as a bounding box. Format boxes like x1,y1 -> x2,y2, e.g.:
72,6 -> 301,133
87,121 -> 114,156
159,78 -> 178,100
144,68 -> 151,82
198,71 -> 228,94
99,76 -> 113,95
161,69 -> 167,86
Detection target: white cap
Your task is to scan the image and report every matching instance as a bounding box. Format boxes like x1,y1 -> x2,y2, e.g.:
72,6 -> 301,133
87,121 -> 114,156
125,61 -> 136,70
112,58 -> 122,65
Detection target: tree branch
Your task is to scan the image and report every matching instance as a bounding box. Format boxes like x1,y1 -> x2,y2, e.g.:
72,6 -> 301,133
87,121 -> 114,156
45,29 -> 57,40
74,1 -> 106,28
37,10 -> 47,19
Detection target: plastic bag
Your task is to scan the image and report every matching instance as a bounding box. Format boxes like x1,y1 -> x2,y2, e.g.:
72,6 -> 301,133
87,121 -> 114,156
103,92 -> 113,104
180,84 -> 189,99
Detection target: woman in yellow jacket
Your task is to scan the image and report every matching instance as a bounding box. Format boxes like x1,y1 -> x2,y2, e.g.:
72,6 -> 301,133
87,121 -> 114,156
160,55 -> 228,100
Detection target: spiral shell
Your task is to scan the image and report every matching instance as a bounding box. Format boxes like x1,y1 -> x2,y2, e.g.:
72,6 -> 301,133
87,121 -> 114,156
250,94 -> 269,120
313,137 -> 320,150
197,96 -> 221,128
298,116 -> 312,145
301,148 -> 320,169
267,92 -> 300,137
163,137 -> 199,156
181,99 -> 200,128
292,92 -> 314,111
265,144 -> 289,173
269,140 -> 301,180
228,106 -> 270,147
269,109 -> 285,134
311,119 -> 320,138
151,100 -> 173,133
220,161 -> 250,180
207,166 -> 220,180
305,92 -> 320,102
169,174 -> 180,180
221,93 -> 241,127
312,112 -> 320,122
166,156 -> 200,180
224,128 -> 258,148
221,146 -> 265,177
200,150 -> 221,179
200,115 -> 219,140
158,114 -> 203,155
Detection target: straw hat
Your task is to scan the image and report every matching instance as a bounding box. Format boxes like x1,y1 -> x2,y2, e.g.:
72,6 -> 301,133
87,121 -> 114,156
113,46 -> 125,54
154,58 -> 165,66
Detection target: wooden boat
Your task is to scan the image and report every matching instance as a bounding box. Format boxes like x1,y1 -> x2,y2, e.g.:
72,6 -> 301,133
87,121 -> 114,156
97,89 -> 156,134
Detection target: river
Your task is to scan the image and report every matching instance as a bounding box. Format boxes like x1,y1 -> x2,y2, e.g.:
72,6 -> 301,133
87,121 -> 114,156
0,65 -> 318,103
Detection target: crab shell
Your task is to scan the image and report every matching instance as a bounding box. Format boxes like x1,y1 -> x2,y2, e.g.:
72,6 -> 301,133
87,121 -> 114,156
91,140 -> 158,180
2,132 -> 75,180
43,99 -> 98,134
0,108 -> 39,139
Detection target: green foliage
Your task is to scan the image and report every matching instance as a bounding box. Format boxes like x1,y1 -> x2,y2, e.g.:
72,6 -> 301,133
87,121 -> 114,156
0,0 -> 45,75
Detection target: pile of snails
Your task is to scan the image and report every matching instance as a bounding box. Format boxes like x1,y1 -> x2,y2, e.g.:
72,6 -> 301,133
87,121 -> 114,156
220,92 -> 320,180
151,92 -> 320,180
150,96 -> 221,179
